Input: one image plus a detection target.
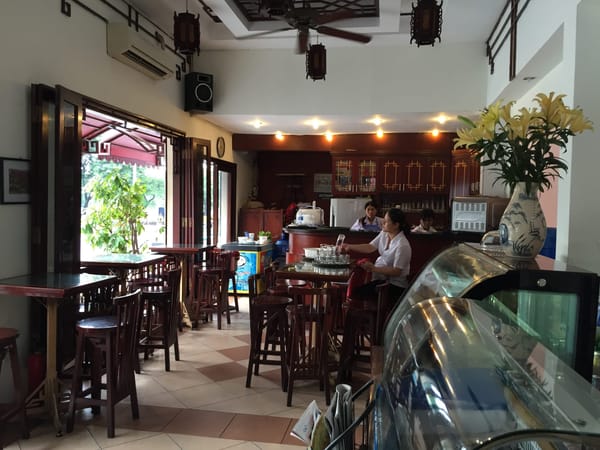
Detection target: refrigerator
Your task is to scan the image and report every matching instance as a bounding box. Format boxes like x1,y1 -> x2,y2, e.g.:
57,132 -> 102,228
329,197 -> 372,227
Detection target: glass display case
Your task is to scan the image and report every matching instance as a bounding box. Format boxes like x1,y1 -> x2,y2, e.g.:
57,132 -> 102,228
371,243 -> 600,449
384,243 -> 600,380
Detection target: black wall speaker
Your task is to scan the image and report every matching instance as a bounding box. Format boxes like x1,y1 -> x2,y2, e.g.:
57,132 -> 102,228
184,72 -> 213,113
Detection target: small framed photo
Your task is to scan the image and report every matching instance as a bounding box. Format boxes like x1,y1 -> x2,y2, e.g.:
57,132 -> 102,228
313,173 -> 332,193
1,158 -> 30,204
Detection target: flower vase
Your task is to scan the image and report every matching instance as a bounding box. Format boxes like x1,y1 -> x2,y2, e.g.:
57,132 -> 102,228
498,182 -> 547,259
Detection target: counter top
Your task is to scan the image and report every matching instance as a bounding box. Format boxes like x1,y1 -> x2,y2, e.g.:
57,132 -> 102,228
222,242 -> 273,251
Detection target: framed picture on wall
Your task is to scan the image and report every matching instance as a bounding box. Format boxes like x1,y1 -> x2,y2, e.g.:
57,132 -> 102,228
1,158 -> 30,204
314,173 -> 332,193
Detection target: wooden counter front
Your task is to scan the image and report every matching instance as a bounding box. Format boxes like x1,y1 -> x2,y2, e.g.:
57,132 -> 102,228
286,227 -> 481,281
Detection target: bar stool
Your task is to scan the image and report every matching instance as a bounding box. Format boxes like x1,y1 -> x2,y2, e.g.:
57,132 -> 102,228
337,282 -> 391,384
286,286 -> 335,407
245,273 -> 292,391
137,268 -> 182,372
66,290 -> 141,438
0,328 -> 28,448
192,251 -> 231,329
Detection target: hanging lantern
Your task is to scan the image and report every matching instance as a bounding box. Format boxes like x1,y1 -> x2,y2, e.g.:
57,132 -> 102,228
306,43 -> 326,81
410,0 -> 443,47
174,6 -> 200,56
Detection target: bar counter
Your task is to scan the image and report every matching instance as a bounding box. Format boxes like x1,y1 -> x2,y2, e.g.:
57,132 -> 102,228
285,226 -> 481,280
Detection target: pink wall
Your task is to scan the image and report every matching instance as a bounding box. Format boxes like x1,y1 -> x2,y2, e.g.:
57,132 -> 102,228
539,183 -> 558,227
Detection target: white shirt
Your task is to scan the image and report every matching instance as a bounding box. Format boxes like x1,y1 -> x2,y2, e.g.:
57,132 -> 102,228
369,231 -> 412,288
411,224 -> 438,234
350,216 -> 385,231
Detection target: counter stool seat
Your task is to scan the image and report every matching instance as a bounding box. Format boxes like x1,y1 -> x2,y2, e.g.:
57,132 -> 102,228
137,268 -> 182,372
66,290 -> 141,438
0,328 -> 29,448
246,294 -> 292,390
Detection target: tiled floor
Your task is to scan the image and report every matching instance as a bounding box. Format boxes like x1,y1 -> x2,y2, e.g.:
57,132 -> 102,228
4,296 -> 368,449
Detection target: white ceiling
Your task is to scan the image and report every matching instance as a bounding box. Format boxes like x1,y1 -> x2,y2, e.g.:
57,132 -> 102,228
126,0 -> 508,134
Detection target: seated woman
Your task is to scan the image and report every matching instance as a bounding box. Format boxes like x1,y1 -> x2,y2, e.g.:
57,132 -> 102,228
350,201 -> 385,232
411,208 -> 438,234
342,208 -> 412,301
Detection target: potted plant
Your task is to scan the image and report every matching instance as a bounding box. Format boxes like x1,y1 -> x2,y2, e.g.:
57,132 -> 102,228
454,92 -> 593,258
258,230 -> 272,244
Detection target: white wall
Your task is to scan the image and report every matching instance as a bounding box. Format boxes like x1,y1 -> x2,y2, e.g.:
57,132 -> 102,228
195,43 -> 489,120
0,0 -> 249,395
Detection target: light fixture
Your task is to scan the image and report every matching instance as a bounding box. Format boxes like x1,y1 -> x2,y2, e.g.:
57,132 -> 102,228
325,131 -> 333,142
310,118 -> 322,130
376,128 -> 384,138
435,114 -> 448,124
275,131 -> 284,141
369,116 -> 383,127
431,128 -> 440,137
306,43 -> 326,81
410,0 -> 443,47
174,0 -> 200,56
251,119 -> 264,129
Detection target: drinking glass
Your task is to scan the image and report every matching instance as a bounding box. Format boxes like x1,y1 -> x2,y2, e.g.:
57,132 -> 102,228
335,234 -> 346,255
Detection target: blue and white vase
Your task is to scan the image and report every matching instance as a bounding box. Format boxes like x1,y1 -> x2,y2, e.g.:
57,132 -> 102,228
498,182 -> 547,259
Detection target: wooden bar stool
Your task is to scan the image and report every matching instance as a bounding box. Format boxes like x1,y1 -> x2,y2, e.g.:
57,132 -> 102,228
0,328 -> 28,448
245,273 -> 292,391
286,286 -> 335,407
192,251 -> 231,329
337,282 -> 391,384
137,268 -> 182,372
66,290 -> 141,438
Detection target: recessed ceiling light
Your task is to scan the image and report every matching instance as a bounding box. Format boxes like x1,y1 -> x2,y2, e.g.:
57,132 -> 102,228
376,128 -> 384,138
431,128 -> 440,137
250,119 -> 264,129
325,130 -> 333,142
369,116 -> 384,126
310,118 -> 322,130
435,114 -> 448,124
275,131 -> 284,141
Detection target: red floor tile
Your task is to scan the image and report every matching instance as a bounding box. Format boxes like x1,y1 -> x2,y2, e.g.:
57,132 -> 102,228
221,413 -> 293,443
161,409 -> 235,437
196,361 -> 247,382
218,345 -> 250,361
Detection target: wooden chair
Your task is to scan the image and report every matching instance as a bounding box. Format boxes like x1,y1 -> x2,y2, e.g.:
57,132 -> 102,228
137,267 -> 182,372
66,290 -> 142,438
337,282 -> 391,384
0,328 -> 29,448
285,286 -> 336,407
192,251 -> 231,329
245,273 -> 292,390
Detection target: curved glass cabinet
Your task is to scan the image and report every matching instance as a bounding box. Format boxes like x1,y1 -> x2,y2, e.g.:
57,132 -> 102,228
372,243 -> 600,449
384,243 -> 599,380
375,297 -> 600,449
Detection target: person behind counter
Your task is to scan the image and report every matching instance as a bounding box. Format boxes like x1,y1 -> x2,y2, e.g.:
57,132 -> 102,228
411,208 -> 438,234
342,207 -> 411,301
350,201 -> 385,232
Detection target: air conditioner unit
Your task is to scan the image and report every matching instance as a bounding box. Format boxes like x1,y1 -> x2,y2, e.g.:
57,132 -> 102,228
106,23 -> 174,80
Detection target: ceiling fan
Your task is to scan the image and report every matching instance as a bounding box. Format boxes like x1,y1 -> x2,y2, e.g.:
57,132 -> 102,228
246,0 -> 372,53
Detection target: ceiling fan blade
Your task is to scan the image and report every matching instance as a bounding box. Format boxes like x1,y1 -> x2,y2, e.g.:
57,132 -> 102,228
313,9 -> 356,26
296,28 -> 309,53
316,26 -> 372,43
235,27 -> 294,40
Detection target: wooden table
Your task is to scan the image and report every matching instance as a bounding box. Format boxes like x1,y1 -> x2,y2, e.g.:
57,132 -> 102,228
275,260 -> 353,286
0,272 -> 118,435
81,253 -> 167,293
149,244 -> 209,328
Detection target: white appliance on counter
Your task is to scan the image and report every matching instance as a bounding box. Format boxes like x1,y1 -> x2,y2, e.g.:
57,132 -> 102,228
329,197 -> 372,227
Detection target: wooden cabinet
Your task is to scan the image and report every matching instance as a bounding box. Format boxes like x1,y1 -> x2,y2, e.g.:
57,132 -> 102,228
380,156 -> 450,194
238,208 -> 283,240
332,156 -> 378,195
451,149 -> 480,197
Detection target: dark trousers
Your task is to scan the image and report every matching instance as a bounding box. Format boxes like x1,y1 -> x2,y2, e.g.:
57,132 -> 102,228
351,280 -> 405,303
